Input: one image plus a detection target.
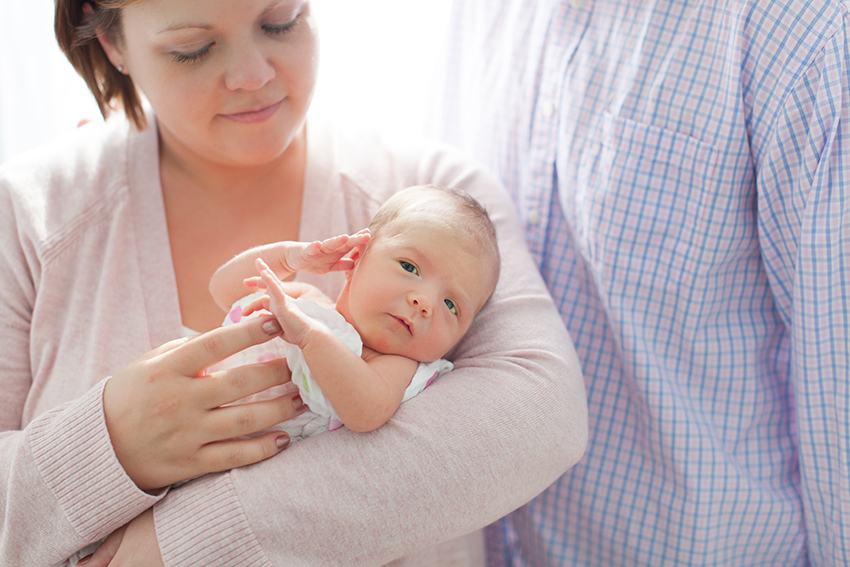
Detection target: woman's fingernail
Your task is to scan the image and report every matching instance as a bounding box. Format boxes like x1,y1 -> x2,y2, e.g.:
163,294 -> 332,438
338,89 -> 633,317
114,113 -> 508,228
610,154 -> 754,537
293,395 -> 306,412
263,319 -> 282,335
78,555 -> 93,565
276,434 -> 290,449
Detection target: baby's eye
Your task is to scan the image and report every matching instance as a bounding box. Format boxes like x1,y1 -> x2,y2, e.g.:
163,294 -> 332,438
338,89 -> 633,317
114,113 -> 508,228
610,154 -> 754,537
444,299 -> 457,315
400,261 -> 419,275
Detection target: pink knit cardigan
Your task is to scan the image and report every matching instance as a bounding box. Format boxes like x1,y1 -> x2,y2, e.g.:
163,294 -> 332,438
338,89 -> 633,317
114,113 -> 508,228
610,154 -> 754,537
0,113 -> 587,566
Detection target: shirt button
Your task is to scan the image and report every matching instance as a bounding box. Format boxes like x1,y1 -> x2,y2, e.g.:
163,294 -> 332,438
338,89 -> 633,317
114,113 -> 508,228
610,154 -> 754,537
540,101 -> 556,120
527,209 -> 540,225
570,0 -> 585,8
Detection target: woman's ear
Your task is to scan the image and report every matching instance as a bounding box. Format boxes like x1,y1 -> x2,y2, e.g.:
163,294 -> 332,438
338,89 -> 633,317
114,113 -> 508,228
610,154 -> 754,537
84,2 -> 127,73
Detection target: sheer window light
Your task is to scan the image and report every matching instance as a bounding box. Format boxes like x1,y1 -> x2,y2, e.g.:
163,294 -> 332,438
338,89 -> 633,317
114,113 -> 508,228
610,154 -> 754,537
0,0 -> 451,164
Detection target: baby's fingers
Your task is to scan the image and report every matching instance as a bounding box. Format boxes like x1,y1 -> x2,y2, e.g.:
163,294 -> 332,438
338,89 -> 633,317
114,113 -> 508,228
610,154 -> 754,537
316,233 -> 351,252
349,228 -> 371,246
318,230 -> 369,254
243,276 -> 267,289
300,239 -> 326,261
242,295 -> 270,317
259,271 -> 292,313
256,258 -> 288,296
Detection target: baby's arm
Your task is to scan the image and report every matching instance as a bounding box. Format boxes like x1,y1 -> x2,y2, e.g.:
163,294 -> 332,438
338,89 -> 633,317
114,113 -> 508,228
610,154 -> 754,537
209,230 -> 370,311
253,259 -> 417,432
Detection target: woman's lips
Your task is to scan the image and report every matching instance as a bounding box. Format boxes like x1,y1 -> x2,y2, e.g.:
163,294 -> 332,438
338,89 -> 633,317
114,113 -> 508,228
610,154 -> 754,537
220,100 -> 282,124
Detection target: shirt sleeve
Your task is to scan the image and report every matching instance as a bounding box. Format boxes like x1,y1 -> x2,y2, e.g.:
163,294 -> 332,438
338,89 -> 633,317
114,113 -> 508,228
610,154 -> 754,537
153,153 -> 588,566
0,181 -> 164,565
756,21 -> 850,565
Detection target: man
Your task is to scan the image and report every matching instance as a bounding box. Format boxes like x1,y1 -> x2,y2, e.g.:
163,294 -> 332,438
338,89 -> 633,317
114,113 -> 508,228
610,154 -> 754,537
431,0 -> 850,564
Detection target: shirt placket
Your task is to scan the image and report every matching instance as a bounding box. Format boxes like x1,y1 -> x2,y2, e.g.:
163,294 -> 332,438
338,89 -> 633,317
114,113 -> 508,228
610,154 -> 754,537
523,1 -> 592,266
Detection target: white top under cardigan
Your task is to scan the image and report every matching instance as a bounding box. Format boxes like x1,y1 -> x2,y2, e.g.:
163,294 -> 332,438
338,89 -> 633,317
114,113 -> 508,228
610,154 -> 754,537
0,112 -> 587,566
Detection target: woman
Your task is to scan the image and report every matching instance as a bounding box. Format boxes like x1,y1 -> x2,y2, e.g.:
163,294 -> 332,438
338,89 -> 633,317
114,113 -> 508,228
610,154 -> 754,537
0,0 -> 587,565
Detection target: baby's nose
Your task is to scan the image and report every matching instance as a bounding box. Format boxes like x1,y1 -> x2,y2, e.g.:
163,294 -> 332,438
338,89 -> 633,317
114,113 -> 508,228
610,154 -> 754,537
411,296 -> 431,316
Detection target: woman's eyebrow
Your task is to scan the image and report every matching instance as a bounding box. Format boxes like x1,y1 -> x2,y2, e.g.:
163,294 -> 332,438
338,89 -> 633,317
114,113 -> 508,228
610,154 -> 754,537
157,22 -> 214,34
260,0 -> 284,17
156,1 -> 290,34
262,0 -> 304,19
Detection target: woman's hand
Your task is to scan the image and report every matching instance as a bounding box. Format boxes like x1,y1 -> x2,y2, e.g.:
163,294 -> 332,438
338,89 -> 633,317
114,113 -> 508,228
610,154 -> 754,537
77,509 -> 161,567
103,315 -> 305,491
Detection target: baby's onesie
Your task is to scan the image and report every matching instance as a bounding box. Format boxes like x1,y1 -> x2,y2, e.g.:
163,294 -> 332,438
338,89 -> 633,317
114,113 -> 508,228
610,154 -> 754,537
221,293 -> 453,441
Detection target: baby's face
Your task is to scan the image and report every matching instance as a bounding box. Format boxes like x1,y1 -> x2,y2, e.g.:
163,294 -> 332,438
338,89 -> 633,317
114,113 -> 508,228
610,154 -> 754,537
336,220 -> 496,362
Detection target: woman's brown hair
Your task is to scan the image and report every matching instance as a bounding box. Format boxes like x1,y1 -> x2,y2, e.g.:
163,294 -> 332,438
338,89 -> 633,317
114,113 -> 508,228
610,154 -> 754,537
55,0 -> 147,129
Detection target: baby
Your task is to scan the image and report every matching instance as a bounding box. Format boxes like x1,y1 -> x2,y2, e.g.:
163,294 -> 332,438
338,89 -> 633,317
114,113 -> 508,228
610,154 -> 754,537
209,185 -> 501,440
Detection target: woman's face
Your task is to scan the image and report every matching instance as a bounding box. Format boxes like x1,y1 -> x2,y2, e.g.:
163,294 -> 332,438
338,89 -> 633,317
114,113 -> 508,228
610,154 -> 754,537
104,0 -> 319,166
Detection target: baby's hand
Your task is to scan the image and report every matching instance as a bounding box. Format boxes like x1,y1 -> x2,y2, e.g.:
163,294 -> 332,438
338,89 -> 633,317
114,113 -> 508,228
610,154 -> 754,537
255,258 -> 321,348
283,229 -> 370,275
242,279 -> 337,313
241,293 -> 271,317
243,275 -> 266,290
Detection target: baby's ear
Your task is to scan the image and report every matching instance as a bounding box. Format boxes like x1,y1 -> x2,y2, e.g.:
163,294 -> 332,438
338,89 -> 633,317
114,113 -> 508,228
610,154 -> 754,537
348,244 -> 366,265
344,245 -> 365,280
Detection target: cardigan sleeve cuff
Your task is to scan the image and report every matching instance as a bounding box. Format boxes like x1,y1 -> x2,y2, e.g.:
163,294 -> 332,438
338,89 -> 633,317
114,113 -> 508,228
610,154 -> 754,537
28,377 -> 166,541
154,472 -> 272,567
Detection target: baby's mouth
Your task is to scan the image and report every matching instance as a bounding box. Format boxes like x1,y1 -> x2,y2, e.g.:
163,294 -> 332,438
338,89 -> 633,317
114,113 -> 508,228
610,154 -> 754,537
390,315 -> 412,334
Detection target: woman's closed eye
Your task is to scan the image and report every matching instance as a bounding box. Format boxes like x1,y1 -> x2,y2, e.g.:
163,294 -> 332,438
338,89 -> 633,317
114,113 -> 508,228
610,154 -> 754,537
170,13 -> 302,65
263,13 -> 302,36
172,43 -> 214,64
400,261 -> 419,275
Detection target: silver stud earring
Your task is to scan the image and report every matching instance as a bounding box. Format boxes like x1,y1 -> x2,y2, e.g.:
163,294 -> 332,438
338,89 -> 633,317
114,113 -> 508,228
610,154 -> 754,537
117,65 -> 124,73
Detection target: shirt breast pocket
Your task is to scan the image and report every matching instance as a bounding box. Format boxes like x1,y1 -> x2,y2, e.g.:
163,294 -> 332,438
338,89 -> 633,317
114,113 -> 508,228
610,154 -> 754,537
577,112 -> 721,299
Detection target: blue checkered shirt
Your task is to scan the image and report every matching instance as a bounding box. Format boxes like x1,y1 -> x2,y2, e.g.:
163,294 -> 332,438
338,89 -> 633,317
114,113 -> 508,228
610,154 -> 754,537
430,0 -> 850,564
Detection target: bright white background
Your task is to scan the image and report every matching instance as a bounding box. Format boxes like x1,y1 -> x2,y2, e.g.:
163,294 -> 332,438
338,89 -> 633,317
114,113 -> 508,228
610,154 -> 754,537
0,0 -> 452,164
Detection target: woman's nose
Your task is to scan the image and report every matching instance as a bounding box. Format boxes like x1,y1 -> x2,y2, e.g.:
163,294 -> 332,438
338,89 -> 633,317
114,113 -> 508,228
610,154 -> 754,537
223,42 -> 275,91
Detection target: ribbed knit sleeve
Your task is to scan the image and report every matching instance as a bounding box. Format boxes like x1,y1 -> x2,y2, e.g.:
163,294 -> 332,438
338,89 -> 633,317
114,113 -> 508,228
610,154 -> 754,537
29,378 -> 166,540
155,473 -> 271,567
0,379 -> 165,565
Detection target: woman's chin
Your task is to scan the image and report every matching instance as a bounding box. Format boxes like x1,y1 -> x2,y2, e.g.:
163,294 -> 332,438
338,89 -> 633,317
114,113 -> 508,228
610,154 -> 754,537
213,122 -> 304,167
222,147 -> 289,166
205,134 -> 296,167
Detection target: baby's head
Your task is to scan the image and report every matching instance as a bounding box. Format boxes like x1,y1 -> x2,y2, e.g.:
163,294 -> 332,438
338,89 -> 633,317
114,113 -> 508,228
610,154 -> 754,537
336,185 -> 500,362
